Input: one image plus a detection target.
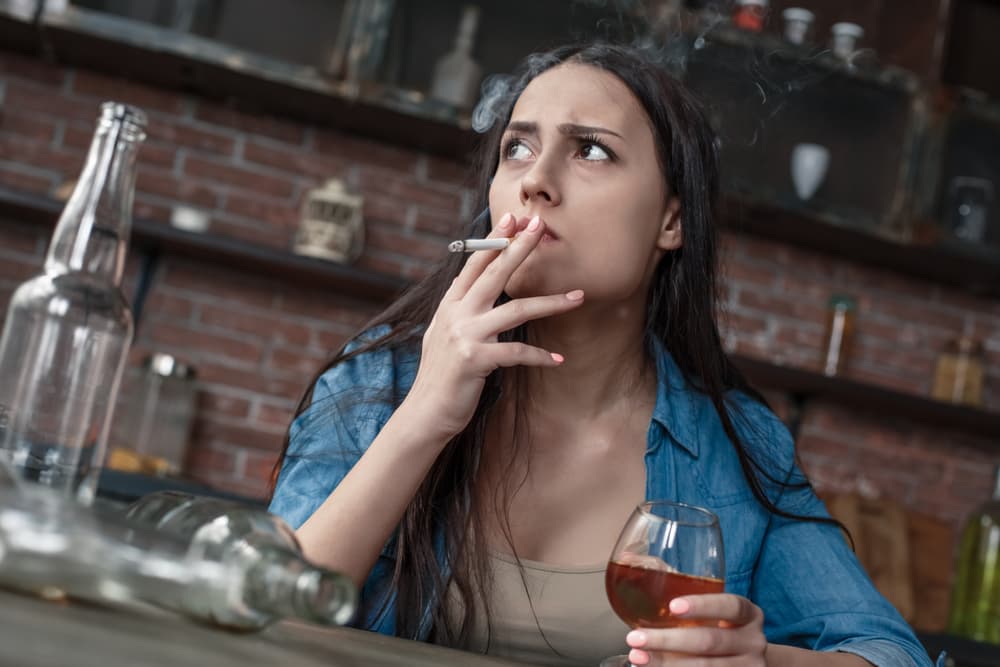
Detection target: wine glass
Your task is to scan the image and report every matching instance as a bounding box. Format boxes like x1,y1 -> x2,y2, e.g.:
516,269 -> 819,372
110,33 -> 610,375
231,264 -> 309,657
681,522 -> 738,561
601,501 -> 725,667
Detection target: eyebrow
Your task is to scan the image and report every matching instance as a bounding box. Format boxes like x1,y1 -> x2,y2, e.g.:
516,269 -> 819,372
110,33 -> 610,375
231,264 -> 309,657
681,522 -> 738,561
505,121 -> 624,140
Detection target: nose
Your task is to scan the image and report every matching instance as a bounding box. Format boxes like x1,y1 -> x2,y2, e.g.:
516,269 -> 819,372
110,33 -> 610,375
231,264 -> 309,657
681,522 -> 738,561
519,156 -> 561,207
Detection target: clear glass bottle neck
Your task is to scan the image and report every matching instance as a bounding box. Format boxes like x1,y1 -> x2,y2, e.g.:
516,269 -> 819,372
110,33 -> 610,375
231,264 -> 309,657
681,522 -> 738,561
45,103 -> 146,284
243,547 -> 356,626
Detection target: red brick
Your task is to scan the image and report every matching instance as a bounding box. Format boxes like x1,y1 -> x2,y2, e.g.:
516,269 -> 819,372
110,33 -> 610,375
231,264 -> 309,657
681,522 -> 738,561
355,252 -> 409,280
194,418 -> 284,452
0,223 -> 46,256
184,440 -> 237,475
242,449 -> 281,484
413,207 -> 463,237
4,81 -> 95,123
184,156 -> 296,198
314,129 -> 419,172
268,345 -> 329,376
0,166 -> 53,194
0,52 -> 67,86
194,102 -> 305,145
722,259 -> 779,289
719,310 -> 769,336
223,193 -> 300,230
425,155 -> 472,186
865,295 -> 968,334
189,472 -> 267,499
358,167 -> 463,212
146,117 -> 236,156
58,122 -> 175,169
147,321 -> 263,364
197,390 -> 252,420
0,133 -> 85,178
366,222 -> 446,262
361,194 -> 410,228
242,140 -> 347,180
313,327 -> 351,354
136,166 -> 220,209
0,110 -> 57,143
161,260 -> 278,310
773,323 -> 825,350
0,254 -> 40,282
274,290 -> 379,323
197,361 -> 307,402
737,290 -> 827,324
256,400 -> 298,429
132,199 -> 173,223
198,303 -> 311,346
142,290 -> 196,321
72,70 -> 187,115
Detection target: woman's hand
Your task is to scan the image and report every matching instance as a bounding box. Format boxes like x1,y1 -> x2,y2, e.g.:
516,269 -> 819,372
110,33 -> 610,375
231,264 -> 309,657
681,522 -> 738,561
626,594 -> 767,666
401,212 -> 585,441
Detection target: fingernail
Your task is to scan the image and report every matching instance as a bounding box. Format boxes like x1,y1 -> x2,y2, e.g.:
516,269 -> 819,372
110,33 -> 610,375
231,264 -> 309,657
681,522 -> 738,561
550,352 -> 564,364
626,630 -> 647,647
566,290 -> 584,301
670,598 -> 691,615
527,215 -> 540,232
497,213 -> 512,230
628,649 -> 649,666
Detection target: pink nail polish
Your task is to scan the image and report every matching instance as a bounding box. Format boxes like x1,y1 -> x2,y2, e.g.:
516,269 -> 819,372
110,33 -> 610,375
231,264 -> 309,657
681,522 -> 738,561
626,630 -> 646,646
550,353 -> 564,363
566,290 -> 584,301
527,216 -> 540,231
670,598 -> 690,614
498,213 -> 512,229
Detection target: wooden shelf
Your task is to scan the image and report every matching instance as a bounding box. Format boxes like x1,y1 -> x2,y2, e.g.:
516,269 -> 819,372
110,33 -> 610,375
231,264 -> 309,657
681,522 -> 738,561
0,187 -> 407,303
731,355 -> 1000,441
2,186 -> 998,442
724,198 -> 1000,299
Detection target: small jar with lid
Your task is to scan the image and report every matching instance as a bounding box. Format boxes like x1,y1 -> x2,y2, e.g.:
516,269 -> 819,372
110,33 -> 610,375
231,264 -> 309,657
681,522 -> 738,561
821,295 -> 856,377
108,353 -> 197,476
733,0 -> 768,32
932,337 -> 985,407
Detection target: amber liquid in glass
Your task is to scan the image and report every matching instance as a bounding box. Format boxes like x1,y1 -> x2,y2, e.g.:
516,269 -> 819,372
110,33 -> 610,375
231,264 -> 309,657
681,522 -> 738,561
606,560 -> 724,628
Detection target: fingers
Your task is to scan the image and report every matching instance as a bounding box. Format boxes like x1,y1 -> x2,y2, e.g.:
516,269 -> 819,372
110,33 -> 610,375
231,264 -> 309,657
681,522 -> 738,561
485,341 -> 565,369
447,212 -> 516,299
626,626 -> 766,663
462,214 -> 546,309
670,595 -> 760,626
471,290 -> 585,337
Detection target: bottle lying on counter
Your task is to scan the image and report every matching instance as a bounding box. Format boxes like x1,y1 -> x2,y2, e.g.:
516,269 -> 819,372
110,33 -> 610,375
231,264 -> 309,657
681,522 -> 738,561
123,490 -> 358,630
0,485 -> 357,631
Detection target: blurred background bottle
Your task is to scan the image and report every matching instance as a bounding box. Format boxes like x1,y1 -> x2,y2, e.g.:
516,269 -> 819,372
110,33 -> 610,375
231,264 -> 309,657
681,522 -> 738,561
0,102 -> 146,504
124,491 -> 358,630
821,294 -> 856,376
429,4 -> 483,111
947,465 -> 1000,644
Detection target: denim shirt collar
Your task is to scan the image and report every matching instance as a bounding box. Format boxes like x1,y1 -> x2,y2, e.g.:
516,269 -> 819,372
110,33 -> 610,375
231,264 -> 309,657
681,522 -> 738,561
648,336 -> 703,460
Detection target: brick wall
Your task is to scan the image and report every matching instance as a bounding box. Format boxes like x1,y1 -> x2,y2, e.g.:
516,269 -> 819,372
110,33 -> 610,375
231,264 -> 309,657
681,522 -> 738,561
1,50 -> 999,539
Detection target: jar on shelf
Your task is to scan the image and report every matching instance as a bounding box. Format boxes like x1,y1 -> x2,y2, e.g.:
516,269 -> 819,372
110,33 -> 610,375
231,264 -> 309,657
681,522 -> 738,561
932,337 -> 985,407
733,0 -> 768,32
821,294 -> 856,377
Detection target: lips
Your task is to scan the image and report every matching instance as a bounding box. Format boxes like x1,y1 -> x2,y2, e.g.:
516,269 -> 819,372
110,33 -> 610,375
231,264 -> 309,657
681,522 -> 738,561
514,216 -> 560,240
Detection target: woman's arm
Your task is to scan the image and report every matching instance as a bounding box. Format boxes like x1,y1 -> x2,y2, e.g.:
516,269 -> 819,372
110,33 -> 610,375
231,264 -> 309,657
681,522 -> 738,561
282,215 -> 583,587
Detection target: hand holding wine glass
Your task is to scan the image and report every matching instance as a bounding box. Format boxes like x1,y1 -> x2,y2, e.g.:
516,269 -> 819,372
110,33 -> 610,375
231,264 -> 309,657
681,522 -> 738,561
602,501 -> 726,666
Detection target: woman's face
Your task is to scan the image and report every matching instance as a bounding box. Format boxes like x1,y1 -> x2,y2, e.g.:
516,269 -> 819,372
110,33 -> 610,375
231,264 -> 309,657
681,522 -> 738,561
488,62 -> 681,302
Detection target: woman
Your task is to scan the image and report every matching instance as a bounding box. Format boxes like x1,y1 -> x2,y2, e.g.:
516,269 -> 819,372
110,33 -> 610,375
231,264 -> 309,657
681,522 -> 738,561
269,43 -> 933,667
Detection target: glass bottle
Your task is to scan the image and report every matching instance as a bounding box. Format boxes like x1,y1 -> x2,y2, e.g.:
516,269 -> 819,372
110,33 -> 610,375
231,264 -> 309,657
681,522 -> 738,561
820,294 -> 856,377
124,490 -> 358,630
0,102 -> 146,504
429,4 -> 483,111
947,466 -> 1000,643
932,337 -> 985,407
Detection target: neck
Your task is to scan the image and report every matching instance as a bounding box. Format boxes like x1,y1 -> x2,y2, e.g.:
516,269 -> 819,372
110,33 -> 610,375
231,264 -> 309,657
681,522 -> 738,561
516,300 -> 653,418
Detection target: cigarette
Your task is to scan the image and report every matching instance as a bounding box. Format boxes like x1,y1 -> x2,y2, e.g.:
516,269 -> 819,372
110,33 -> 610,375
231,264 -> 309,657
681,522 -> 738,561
448,238 -> 511,253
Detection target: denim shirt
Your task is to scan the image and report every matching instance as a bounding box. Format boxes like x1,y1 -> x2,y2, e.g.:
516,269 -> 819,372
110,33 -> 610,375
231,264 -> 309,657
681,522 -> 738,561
270,326 -> 935,667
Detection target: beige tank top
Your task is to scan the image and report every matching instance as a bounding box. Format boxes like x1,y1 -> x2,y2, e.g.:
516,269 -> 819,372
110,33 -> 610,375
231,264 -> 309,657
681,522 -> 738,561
441,551 -> 630,667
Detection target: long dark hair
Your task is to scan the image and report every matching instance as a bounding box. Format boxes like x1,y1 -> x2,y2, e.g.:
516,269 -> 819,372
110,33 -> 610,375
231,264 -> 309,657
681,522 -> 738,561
271,43 -> 834,644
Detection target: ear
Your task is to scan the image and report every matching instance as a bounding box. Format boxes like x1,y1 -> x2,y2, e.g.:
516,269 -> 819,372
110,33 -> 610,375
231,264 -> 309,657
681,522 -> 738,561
656,197 -> 682,251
